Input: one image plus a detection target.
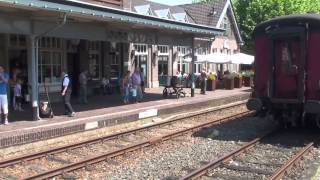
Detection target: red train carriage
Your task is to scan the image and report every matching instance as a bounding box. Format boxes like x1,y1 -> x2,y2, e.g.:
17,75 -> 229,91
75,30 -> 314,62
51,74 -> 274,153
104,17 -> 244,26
247,14 -> 320,127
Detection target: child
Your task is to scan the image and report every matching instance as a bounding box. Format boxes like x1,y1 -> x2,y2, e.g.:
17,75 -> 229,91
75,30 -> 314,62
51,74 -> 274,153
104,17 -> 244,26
130,86 -> 137,103
13,79 -> 23,111
122,71 -> 131,104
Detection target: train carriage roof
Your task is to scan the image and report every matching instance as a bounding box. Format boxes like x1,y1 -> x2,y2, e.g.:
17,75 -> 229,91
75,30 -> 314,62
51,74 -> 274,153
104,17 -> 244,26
253,13 -> 320,37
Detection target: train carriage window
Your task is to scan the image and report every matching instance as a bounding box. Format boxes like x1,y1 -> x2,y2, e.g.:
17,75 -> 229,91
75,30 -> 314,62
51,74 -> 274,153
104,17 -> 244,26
281,41 -> 298,75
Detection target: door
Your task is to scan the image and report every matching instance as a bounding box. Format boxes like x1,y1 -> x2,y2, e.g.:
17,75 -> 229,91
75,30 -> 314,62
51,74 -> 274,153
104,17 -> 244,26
67,53 -> 80,96
134,55 -> 147,84
158,55 -> 168,85
273,37 -> 302,99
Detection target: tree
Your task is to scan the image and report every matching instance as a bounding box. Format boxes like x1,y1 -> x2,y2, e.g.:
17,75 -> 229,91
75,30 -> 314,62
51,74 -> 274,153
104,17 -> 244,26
233,0 -> 320,51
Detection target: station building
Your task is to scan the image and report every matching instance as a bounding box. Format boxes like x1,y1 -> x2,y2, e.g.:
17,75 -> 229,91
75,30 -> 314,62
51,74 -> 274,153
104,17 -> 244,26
0,0 -> 242,120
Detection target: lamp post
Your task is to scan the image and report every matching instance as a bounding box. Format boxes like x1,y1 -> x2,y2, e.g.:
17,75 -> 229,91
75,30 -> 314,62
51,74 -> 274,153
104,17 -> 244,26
191,36 -> 195,97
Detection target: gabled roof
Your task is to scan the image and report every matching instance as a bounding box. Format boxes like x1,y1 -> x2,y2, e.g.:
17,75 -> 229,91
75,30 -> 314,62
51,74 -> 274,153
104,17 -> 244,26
154,8 -> 173,19
179,0 -> 243,44
172,12 -> 190,23
179,0 -> 226,27
129,0 -> 194,23
134,4 -> 153,16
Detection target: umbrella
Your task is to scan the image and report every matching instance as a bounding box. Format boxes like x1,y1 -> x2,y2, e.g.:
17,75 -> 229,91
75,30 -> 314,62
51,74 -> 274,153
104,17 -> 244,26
231,53 -> 254,64
197,53 -> 232,64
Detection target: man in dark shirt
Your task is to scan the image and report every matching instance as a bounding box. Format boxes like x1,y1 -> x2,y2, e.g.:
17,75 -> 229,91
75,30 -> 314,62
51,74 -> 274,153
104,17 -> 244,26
61,71 -> 75,117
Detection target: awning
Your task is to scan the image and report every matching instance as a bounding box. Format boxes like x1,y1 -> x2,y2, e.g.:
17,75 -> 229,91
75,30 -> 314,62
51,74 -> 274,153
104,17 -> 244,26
230,53 -> 254,64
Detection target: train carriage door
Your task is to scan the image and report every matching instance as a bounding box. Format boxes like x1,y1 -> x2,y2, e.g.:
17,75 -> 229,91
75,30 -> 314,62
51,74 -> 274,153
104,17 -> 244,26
270,28 -> 306,102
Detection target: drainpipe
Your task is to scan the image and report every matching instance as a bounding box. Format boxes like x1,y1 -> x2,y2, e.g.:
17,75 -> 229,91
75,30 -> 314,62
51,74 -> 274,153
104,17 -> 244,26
31,13 -> 67,121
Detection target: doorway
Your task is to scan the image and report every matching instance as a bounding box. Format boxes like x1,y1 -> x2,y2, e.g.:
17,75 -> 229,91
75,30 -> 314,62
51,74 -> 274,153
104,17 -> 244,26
134,55 -> 147,83
9,49 -> 28,105
67,53 -> 80,97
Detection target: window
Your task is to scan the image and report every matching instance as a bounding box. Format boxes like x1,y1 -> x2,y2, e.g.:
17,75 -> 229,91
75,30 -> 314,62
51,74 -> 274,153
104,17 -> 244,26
38,37 -> 63,84
38,51 -> 62,84
39,37 -> 62,49
178,46 -> 188,56
158,56 -> 168,76
9,34 -> 26,47
158,45 -> 169,55
133,44 -> 148,81
177,46 -> 189,74
134,44 -> 148,55
193,63 -> 202,74
89,53 -> 100,79
88,41 -> 101,79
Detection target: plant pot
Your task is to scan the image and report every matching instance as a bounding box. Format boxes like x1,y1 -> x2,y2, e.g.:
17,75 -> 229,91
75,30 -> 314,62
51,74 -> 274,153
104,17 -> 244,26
224,78 -> 234,90
234,77 -> 243,88
243,76 -> 253,87
206,79 -> 216,91
216,80 -> 224,89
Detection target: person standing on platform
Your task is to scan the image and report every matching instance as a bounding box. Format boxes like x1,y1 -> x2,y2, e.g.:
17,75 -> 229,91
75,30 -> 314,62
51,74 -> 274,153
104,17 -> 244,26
121,71 -> 131,104
140,68 -> 145,94
200,68 -> 207,95
61,70 -> 75,117
13,79 -> 23,111
131,68 -> 142,102
0,66 -> 9,125
78,70 -> 88,104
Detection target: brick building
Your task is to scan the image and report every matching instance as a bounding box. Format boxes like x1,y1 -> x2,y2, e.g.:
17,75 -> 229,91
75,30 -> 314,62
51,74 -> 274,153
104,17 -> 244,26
180,0 -> 244,74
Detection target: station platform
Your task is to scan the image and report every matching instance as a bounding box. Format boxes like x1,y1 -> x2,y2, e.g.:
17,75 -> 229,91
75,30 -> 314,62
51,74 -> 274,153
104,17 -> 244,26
0,87 -> 251,148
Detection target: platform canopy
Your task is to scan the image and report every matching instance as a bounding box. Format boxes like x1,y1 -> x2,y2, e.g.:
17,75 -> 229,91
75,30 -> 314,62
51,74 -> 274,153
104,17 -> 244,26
230,53 -> 254,64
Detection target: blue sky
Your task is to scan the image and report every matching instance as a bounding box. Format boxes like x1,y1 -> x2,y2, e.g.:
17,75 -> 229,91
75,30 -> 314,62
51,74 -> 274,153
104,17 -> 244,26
149,0 -> 193,6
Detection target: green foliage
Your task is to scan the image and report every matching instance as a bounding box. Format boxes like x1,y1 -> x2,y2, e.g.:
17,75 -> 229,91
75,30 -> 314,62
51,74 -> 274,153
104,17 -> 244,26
241,70 -> 254,77
232,0 -> 320,51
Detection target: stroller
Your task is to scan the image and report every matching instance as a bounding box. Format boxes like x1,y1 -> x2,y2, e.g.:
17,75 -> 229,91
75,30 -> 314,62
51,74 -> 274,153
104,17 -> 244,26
162,76 -> 186,99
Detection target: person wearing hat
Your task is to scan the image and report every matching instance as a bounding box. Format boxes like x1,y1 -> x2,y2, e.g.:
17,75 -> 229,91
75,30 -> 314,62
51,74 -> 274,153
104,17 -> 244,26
200,68 -> 207,95
61,70 -> 75,117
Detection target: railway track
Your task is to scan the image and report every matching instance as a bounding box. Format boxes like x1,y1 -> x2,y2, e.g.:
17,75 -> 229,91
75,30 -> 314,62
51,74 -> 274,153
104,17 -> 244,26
0,102 -> 249,179
181,130 -> 317,180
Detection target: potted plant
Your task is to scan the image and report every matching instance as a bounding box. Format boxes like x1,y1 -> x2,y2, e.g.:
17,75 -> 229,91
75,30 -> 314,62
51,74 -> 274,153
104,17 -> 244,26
206,73 -> 216,91
242,71 -> 254,87
234,73 -> 243,88
223,73 -> 234,90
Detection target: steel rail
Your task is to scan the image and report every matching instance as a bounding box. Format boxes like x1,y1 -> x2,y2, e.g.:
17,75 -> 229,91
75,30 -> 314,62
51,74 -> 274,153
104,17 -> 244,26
269,142 -> 314,180
0,102 -> 246,168
23,111 -> 252,179
180,131 -> 271,180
